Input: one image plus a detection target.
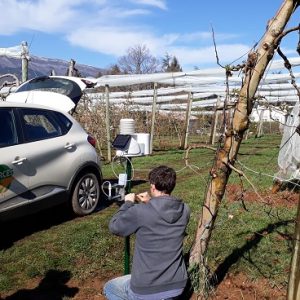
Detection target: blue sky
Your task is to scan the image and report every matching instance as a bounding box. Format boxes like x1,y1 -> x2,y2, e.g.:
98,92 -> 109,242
1,0 -> 299,71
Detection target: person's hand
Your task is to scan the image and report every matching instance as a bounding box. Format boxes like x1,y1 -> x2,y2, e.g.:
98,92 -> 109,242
136,191 -> 150,203
124,193 -> 135,202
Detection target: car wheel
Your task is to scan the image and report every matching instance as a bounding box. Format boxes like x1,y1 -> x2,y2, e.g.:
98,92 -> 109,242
71,172 -> 100,216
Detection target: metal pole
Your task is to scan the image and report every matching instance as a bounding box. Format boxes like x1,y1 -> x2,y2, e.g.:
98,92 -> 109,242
124,157 -> 132,274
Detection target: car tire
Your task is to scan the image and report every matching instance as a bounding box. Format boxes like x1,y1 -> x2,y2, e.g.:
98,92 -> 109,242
71,172 -> 100,216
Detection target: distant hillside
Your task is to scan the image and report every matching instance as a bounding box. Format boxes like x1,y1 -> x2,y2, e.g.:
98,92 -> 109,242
0,55 -> 104,80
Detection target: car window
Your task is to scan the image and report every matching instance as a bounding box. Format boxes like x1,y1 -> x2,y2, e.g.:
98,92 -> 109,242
19,108 -> 63,142
0,109 -> 18,148
53,111 -> 73,134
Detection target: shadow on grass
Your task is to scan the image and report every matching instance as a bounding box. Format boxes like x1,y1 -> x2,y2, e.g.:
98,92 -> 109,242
0,204 -> 74,250
0,178 -> 148,251
0,193 -> 113,251
238,152 -> 264,156
210,219 -> 294,288
1,270 -> 78,300
279,180 -> 300,193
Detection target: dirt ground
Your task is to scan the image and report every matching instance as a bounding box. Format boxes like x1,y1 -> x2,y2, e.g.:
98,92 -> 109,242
1,186 -> 298,300
225,184 -> 299,208
75,272 -> 287,299
1,271 -> 286,300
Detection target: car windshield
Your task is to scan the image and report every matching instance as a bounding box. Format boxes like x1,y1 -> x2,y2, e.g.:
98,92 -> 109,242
16,77 -> 83,105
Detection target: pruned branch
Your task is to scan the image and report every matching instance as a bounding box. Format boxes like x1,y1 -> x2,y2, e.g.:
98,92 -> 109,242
227,162 -> 270,204
277,46 -> 300,99
275,24 -> 300,45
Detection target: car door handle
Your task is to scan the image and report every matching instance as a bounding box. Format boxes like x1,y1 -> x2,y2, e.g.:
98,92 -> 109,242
64,143 -> 75,150
12,157 -> 27,165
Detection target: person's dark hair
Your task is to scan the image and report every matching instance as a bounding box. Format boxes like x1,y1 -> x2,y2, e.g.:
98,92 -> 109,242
148,165 -> 176,194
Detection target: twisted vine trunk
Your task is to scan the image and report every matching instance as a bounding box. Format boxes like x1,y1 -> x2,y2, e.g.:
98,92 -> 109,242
189,0 -> 300,291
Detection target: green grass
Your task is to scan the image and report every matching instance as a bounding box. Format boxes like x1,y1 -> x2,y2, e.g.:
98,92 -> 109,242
207,201 -> 295,283
0,133 -> 297,295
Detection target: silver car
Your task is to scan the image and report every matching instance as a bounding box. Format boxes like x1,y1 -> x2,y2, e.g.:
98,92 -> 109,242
0,101 -> 102,220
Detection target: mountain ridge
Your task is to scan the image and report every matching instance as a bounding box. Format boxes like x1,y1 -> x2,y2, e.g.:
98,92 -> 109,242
0,55 -> 104,80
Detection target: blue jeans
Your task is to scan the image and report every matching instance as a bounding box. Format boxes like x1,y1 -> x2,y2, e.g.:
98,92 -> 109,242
103,275 -> 136,300
103,275 -> 182,300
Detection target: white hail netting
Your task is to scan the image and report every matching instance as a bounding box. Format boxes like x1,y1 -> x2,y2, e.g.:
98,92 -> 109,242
0,45 -> 22,58
277,103 -> 300,181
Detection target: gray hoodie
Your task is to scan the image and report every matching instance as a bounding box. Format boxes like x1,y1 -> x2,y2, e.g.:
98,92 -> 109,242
109,195 -> 190,295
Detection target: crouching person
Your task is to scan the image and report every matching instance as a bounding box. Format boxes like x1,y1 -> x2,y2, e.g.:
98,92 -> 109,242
103,165 -> 190,300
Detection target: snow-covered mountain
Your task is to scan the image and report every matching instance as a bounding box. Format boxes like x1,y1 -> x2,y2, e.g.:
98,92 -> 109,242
0,55 -> 104,80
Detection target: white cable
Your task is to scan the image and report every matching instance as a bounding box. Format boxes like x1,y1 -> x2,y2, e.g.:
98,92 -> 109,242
101,180 -> 112,198
111,154 -> 135,182
111,155 -> 126,179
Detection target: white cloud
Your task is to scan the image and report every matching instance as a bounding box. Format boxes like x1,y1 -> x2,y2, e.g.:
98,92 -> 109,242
0,0 -> 250,70
169,44 -> 251,69
66,22 -> 251,70
0,0 -> 148,35
67,26 -> 165,57
0,0 -> 91,34
94,6 -> 151,21
129,0 -> 167,10
178,32 -> 240,43
279,47 -> 298,56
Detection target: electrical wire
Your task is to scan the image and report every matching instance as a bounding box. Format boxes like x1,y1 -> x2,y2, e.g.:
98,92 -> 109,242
111,154 -> 134,182
237,159 -> 300,188
101,180 -> 112,198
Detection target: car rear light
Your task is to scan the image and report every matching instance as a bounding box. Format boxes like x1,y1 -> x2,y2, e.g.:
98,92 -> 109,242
87,135 -> 97,147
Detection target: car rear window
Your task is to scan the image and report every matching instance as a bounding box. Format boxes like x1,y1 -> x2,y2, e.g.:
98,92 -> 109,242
16,77 -> 83,105
0,109 -> 18,148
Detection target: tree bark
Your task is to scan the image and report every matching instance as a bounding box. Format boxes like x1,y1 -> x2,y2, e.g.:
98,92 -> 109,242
189,0 -> 300,289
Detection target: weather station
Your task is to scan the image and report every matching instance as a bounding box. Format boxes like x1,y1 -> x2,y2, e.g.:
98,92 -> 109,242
102,118 -> 150,274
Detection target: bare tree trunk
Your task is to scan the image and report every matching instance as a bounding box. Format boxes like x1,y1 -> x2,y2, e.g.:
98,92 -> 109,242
189,0 -> 299,293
